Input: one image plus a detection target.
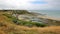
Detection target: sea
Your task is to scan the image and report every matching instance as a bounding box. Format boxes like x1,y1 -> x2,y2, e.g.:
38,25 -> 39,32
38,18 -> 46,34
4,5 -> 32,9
29,10 -> 60,18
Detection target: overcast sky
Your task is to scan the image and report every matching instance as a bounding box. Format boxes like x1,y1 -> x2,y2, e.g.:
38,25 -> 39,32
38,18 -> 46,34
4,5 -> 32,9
0,0 -> 60,10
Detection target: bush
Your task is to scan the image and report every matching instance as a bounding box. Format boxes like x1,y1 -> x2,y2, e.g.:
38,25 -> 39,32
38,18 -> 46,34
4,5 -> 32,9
13,10 -> 30,14
34,23 -> 46,27
14,20 -> 47,27
3,14 -> 12,18
0,22 -> 7,27
13,20 -> 17,23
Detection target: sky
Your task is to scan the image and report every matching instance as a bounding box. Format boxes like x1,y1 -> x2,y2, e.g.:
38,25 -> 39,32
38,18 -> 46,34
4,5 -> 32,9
0,0 -> 60,10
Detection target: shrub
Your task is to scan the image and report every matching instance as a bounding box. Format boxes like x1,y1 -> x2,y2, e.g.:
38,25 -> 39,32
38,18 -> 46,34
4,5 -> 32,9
3,14 -> 12,18
0,22 -> 7,27
13,10 -> 30,14
15,20 -> 47,27
13,20 -> 17,23
34,23 -> 46,27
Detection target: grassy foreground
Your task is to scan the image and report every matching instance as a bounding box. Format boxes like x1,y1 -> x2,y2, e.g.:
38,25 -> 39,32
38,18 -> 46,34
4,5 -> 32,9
0,12 -> 60,34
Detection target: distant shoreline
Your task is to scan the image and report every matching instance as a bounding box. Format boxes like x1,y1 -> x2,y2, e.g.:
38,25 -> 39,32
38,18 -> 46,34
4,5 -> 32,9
29,10 -> 60,18
29,11 -> 60,21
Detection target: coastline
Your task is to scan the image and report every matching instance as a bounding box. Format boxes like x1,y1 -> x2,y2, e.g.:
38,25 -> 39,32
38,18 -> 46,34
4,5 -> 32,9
31,11 -> 60,21
29,10 -> 60,19
0,10 -> 60,26
39,15 -> 60,21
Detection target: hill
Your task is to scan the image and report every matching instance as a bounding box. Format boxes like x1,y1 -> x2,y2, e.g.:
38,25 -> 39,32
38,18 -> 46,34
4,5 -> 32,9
0,13 -> 60,34
0,10 -> 60,34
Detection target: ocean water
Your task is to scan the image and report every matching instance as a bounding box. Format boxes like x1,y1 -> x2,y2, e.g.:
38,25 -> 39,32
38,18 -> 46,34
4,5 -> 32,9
29,10 -> 60,18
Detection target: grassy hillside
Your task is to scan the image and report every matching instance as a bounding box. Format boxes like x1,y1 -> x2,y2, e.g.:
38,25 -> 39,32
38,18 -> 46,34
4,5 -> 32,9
0,10 -> 60,34
0,14 -> 60,34
2,12 -> 46,27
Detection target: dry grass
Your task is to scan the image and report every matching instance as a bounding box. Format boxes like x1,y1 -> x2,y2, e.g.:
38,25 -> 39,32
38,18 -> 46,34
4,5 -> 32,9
0,13 -> 60,34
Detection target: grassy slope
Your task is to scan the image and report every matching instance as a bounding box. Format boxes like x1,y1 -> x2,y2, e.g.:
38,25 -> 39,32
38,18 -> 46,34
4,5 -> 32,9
0,12 -> 60,34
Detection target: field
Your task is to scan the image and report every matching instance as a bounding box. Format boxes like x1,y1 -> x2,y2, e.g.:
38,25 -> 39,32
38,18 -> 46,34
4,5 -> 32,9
0,10 -> 60,34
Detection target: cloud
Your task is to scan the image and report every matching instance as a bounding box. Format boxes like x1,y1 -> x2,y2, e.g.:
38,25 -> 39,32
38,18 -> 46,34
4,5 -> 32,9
45,0 -> 60,10
0,0 -> 31,9
0,0 -> 60,10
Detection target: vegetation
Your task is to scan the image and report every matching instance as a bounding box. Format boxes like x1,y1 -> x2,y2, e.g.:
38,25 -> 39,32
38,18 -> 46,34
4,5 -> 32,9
0,15 -> 60,34
0,10 -> 60,34
3,13 -> 46,27
14,10 -> 30,14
